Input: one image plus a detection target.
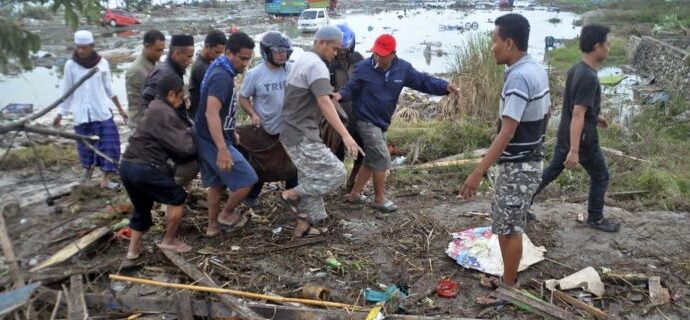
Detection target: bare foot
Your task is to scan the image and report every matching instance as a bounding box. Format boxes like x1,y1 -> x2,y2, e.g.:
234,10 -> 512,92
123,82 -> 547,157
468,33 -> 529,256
126,250 -> 141,260
157,239 -> 192,253
218,212 -> 248,228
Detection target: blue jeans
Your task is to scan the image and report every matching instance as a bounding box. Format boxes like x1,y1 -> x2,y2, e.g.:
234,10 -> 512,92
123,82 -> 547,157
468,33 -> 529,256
534,143 -> 610,222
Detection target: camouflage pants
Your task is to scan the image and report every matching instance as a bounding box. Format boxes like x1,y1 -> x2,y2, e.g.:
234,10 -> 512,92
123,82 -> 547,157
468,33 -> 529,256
491,161 -> 542,235
283,139 -> 346,222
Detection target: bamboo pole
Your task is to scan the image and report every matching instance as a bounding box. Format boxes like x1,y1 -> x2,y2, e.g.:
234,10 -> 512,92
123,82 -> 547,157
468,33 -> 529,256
109,274 -> 368,312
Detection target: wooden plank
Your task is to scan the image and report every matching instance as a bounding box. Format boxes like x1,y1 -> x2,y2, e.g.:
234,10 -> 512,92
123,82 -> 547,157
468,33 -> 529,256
159,249 -> 266,319
175,290 -> 194,320
394,158 -> 481,170
83,294 -> 484,320
0,283 -> 39,316
0,200 -> 24,288
550,288 -> 608,320
30,226 -> 111,272
493,286 -> 578,320
67,275 -> 88,320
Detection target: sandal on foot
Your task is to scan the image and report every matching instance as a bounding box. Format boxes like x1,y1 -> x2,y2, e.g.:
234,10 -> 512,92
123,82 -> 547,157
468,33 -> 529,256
345,194 -> 369,204
156,241 -> 192,253
371,199 -> 398,213
293,216 -> 325,239
279,193 -> 300,213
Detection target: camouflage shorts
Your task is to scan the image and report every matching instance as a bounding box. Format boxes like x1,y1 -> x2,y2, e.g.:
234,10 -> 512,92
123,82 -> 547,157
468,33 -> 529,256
491,161 -> 542,235
283,139 -> 346,222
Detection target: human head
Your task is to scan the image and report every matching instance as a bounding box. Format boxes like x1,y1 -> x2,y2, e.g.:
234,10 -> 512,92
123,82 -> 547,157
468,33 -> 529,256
371,34 -> 396,70
313,25 -> 343,62
142,29 -> 166,63
260,31 -> 292,67
157,73 -> 185,108
580,24 -> 610,63
203,30 -> 227,61
492,13 -> 530,65
169,34 -> 195,69
225,31 -> 255,73
74,30 -> 95,59
336,24 -> 356,61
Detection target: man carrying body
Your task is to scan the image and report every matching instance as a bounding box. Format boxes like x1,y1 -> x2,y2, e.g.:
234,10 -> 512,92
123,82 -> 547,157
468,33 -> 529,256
196,32 -> 258,237
531,24 -> 620,232
189,30 -> 227,119
460,14 -> 550,299
53,30 -> 128,188
335,34 -> 458,212
125,29 -> 165,128
121,74 -> 196,259
279,26 -> 363,238
239,31 -> 297,208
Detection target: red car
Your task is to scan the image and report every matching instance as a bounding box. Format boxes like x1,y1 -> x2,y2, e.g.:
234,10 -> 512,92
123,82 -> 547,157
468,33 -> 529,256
102,9 -> 140,27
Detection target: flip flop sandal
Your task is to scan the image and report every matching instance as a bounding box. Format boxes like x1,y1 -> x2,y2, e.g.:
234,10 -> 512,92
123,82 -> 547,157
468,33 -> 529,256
345,194 -> 369,204
278,193 -> 300,213
371,199 -> 398,213
293,215 -> 326,239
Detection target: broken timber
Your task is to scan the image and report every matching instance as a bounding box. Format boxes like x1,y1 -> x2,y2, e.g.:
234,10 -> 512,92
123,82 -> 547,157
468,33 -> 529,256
0,200 -> 24,288
29,226 -> 111,272
82,293 -> 483,320
158,249 -> 266,319
493,286 -> 578,320
67,275 -> 88,320
550,288 -> 608,320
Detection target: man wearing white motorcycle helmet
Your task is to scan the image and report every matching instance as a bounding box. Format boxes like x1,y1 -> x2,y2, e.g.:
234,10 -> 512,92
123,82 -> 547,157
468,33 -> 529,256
239,31 -> 297,208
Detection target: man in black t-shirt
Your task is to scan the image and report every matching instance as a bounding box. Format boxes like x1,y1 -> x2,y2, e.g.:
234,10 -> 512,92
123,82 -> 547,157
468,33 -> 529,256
189,30 -> 227,119
533,24 -> 620,232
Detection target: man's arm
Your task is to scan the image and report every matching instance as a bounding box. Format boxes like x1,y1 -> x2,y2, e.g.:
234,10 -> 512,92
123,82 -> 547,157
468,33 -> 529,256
238,96 -> 260,127
140,70 -> 159,110
238,71 -> 260,127
565,105 -> 587,169
317,95 -> 363,158
205,96 -> 233,171
460,116 -> 519,198
54,61 -> 74,127
335,62 -> 364,102
405,65 -> 456,95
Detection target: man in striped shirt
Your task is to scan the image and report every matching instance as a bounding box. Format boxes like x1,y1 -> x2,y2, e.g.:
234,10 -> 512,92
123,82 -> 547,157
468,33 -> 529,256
460,13 -> 550,299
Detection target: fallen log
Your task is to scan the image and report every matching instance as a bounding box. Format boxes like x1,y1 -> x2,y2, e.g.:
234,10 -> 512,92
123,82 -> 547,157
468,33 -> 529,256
29,226 -> 111,272
81,293 -> 483,320
66,275 -> 87,320
158,249 -> 266,319
109,274 -> 368,311
493,286 -> 578,320
22,125 -> 98,142
393,158 -> 481,170
0,68 -> 99,135
601,272 -> 648,285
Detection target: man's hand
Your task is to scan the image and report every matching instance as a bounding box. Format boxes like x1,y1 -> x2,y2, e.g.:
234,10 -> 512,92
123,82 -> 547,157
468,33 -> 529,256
331,92 -> 342,101
447,84 -> 459,94
120,111 -> 129,124
597,115 -> 609,129
53,114 -> 62,128
342,135 -> 365,158
216,148 -> 234,171
564,150 -> 579,169
250,113 -> 261,127
459,170 -> 482,199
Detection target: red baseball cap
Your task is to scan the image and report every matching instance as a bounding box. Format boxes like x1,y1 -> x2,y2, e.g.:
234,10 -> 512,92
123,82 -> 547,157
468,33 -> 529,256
371,34 -> 396,56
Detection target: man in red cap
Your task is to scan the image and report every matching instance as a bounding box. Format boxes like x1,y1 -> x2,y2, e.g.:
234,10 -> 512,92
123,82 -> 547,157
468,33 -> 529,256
334,34 -> 458,213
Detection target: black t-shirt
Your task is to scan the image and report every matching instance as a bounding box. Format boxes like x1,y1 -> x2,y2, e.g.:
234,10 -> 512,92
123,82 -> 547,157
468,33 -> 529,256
556,61 -> 601,151
189,55 -> 211,118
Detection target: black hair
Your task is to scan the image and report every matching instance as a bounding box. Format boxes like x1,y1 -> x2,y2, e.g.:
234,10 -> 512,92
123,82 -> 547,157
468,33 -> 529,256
579,24 -> 610,53
225,32 -> 255,54
143,29 -> 165,46
494,13 -> 530,52
205,30 -> 227,47
157,74 -> 184,98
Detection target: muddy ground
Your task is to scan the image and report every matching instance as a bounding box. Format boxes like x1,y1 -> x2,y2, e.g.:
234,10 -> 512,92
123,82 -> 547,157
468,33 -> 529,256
1,158 -> 689,319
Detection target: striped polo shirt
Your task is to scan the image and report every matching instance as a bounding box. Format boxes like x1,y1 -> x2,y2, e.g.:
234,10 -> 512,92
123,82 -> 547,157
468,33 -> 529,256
497,55 -> 551,163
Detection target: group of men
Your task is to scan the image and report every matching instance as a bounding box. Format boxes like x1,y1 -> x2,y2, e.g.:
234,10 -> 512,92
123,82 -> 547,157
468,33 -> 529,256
54,13 -> 620,301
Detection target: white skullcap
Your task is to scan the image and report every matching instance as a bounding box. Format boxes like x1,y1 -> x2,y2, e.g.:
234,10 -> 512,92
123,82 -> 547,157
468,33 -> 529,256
74,30 -> 94,45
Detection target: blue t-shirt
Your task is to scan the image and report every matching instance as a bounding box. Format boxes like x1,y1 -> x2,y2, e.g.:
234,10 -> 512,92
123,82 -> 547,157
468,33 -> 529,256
195,66 -> 238,143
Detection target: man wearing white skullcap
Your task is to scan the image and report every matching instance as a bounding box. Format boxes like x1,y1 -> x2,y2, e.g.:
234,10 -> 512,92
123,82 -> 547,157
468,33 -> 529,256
53,30 -> 128,189
277,25 -> 363,238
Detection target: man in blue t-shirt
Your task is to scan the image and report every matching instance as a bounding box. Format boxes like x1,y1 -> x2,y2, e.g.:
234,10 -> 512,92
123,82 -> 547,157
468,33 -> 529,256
195,32 -> 258,237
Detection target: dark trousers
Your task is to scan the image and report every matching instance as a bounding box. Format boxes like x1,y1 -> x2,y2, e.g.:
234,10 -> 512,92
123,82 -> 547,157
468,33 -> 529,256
248,176 -> 299,200
533,143 -> 610,222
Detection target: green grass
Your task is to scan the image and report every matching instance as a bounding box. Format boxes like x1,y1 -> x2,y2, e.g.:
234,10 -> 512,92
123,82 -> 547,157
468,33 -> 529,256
547,38 -> 628,72
0,143 -> 77,170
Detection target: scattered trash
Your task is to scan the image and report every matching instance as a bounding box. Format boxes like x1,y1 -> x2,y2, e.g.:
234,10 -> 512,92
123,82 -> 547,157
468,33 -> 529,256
111,281 -> 126,292
1,103 -> 33,120
363,284 -> 407,303
230,245 -> 241,251
599,74 -> 628,86
115,226 -> 132,239
435,278 -> 459,298
0,283 -> 40,316
391,155 -> 406,166
302,285 -> 330,300
545,266 -> 605,297
648,276 -> 670,306
111,218 -> 130,230
271,226 -> 283,235
325,257 -> 342,269
628,292 -> 644,302
446,226 -> 546,276
365,304 -> 384,320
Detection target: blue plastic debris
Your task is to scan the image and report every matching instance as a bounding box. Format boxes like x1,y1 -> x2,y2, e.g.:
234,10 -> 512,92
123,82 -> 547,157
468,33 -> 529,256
363,284 -> 408,302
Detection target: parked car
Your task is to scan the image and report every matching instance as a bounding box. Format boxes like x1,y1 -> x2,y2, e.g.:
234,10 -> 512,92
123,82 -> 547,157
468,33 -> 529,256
297,8 -> 329,33
102,9 -> 140,27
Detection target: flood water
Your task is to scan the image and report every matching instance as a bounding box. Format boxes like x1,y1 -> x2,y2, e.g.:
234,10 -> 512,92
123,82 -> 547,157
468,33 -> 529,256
0,6 -> 580,125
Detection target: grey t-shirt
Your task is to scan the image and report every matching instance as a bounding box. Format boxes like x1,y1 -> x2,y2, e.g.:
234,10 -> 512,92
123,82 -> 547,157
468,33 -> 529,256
280,51 -> 332,147
240,61 -> 291,135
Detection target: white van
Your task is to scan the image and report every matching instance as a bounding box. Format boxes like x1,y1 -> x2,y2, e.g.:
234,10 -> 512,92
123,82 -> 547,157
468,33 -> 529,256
297,8 -> 329,33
